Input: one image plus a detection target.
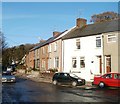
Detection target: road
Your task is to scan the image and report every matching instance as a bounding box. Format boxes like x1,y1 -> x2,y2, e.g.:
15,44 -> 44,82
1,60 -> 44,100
2,76 -> 120,103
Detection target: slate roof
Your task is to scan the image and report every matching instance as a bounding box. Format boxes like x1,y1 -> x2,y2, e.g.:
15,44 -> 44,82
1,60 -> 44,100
29,30 -> 67,52
62,19 -> 120,40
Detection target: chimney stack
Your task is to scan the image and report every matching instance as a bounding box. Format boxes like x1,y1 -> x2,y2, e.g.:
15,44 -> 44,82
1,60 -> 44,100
53,31 -> 61,37
39,39 -> 46,43
76,18 -> 87,28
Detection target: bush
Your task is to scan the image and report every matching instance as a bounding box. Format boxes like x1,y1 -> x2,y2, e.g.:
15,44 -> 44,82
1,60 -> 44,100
48,68 -> 58,73
16,65 -> 26,70
32,67 -> 39,71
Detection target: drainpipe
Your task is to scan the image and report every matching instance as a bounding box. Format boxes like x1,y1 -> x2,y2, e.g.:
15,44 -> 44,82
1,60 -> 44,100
62,40 -> 64,72
102,34 -> 105,75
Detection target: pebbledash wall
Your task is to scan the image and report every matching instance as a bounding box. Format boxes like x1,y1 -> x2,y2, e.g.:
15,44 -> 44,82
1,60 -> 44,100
103,31 -> 119,73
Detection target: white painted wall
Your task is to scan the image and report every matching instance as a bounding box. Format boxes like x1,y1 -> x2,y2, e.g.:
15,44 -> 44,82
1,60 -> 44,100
63,35 -> 103,81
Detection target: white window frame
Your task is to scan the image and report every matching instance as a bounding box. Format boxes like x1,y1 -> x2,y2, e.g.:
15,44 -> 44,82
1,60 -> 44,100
76,39 -> 80,49
48,44 -> 51,53
54,42 -> 57,52
42,60 -> 45,69
48,58 -> 51,69
72,57 -> 77,68
42,47 -> 45,54
37,59 -> 40,68
80,57 -> 85,68
54,57 -> 59,68
107,34 -> 117,43
96,36 -> 101,47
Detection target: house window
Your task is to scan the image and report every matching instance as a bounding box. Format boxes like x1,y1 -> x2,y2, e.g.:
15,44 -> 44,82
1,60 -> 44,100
48,44 -> 51,52
76,39 -> 80,49
96,37 -> 101,47
80,57 -> 85,68
54,57 -> 59,68
54,42 -> 57,51
72,57 -> 77,68
107,34 -> 116,43
36,49 -> 39,57
42,47 -> 45,54
48,58 -> 51,69
42,60 -> 45,70
37,59 -> 40,68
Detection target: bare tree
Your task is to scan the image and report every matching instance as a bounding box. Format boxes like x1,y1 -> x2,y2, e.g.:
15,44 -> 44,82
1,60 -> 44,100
0,31 -> 7,50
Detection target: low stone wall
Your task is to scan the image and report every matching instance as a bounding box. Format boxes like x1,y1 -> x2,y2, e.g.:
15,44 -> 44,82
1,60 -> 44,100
31,71 -> 39,76
17,69 -> 25,74
37,72 -> 55,83
39,72 -> 54,78
16,69 -> 55,83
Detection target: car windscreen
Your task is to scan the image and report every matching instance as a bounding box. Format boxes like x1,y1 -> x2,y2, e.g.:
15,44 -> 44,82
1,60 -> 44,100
2,73 -> 11,76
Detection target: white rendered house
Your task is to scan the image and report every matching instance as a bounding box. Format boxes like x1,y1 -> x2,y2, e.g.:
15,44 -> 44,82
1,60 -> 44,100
62,35 -> 103,81
62,18 -> 119,81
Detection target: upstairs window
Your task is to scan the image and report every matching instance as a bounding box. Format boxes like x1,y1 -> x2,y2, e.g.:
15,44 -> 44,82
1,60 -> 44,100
107,34 -> 117,43
48,44 -> 51,52
54,42 -> 57,52
72,57 -> 77,68
37,49 -> 39,57
76,39 -> 80,49
42,47 -> 45,54
96,37 -> 101,47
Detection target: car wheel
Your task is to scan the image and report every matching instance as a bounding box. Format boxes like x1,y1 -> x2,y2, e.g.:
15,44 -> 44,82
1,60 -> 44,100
72,81 -> 77,87
53,80 -> 57,85
99,82 -> 105,88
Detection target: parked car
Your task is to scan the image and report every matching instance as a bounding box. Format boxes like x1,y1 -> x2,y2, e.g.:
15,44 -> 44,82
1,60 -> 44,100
2,71 -> 16,83
52,72 -> 86,86
7,65 -> 16,72
7,66 -> 12,72
93,72 -> 120,88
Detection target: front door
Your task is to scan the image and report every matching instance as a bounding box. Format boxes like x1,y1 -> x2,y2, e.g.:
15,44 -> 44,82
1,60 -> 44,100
98,56 -> 102,74
105,55 -> 111,73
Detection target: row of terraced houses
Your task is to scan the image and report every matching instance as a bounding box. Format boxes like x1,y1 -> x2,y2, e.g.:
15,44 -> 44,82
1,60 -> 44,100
25,18 -> 120,81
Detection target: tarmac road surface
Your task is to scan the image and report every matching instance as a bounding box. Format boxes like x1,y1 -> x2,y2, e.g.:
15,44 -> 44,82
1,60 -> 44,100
2,76 -> 120,103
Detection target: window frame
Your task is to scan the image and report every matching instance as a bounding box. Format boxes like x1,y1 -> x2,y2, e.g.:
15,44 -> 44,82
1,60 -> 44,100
48,44 -> 51,53
76,39 -> 80,49
72,57 -> 77,68
80,57 -> 85,69
96,36 -> 101,48
54,42 -> 57,52
54,57 -> 59,68
107,34 -> 117,43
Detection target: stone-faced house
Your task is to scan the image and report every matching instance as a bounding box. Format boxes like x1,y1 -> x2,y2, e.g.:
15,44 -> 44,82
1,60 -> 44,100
28,48 -> 35,69
48,27 -> 76,72
47,31 -> 61,72
39,34 -> 61,72
62,18 -> 120,81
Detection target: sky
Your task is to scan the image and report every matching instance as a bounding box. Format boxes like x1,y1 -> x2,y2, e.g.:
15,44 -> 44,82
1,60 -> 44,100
2,2 -> 119,47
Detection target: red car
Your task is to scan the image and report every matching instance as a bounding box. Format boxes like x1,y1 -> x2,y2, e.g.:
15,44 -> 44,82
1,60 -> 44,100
93,73 -> 120,88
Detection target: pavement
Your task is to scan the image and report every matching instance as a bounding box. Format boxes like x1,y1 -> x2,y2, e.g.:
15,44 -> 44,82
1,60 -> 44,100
15,72 -> 93,88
